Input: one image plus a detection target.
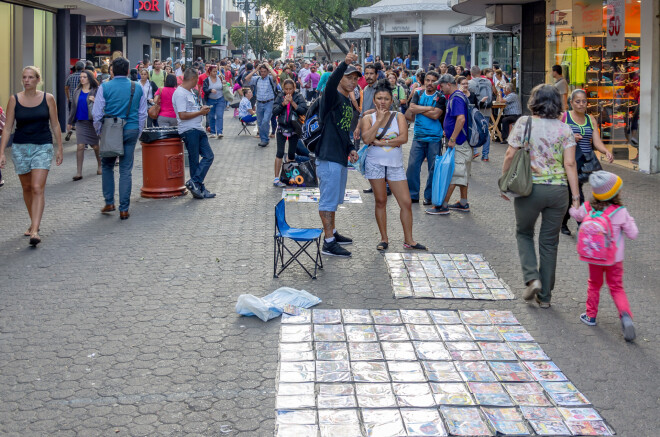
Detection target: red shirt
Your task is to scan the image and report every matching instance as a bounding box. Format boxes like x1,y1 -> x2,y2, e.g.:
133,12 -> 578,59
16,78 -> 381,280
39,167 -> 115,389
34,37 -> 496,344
197,73 -> 208,98
358,76 -> 367,90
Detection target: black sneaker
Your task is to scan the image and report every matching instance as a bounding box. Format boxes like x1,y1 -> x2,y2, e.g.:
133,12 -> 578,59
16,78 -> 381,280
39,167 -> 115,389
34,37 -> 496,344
333,231 -> 353,245
411,199 -> 419,203
322,240 -> 352,257
201,188 -> 216,198
423,198 -> 432,206
425,206 -> 449,215
448,202 -> 470,212
186,179 -> 204,199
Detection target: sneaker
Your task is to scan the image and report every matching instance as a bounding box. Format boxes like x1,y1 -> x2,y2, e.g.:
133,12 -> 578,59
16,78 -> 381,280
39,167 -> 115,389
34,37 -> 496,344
481,157 -> 489,162
580,313 -> 597,326
423,199 -> 432,206
523,279 -> 541,301
201,187 -> 216,198
186,179 -> 204,199
258,142 -> 268,147
333,231 -> 353,245
425,206 -> 449,215
561,225 -> 571,236
273,178 -> 286,187
448,202 -> 470,212
535,296 -> 551,308
322,240 -> 352,257
621,312 -> 636,341
0,179 -> 4,187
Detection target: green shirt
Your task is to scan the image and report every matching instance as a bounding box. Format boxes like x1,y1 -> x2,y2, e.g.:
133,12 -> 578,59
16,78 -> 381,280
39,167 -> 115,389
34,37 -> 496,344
150,69 -> 166,88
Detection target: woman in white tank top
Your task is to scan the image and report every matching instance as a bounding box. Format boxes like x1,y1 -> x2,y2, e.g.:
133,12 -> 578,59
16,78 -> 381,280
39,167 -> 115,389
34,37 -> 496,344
360,80 -> 426,252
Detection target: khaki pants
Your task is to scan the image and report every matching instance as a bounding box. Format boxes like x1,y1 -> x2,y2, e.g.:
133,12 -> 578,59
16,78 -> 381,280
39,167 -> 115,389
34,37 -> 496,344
513,184 -> 569,303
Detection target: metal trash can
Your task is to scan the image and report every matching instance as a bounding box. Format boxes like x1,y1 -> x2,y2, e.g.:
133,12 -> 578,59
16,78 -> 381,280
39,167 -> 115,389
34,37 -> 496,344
139,127 -> 187,198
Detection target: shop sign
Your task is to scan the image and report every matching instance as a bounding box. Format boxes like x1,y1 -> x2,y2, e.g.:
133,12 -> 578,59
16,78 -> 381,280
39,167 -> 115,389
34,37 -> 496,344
606,0 -> 625,52
383,18 -> 415,33
573,0 -> 602,35
86,25 -> 126,37
139,0 -> 160,12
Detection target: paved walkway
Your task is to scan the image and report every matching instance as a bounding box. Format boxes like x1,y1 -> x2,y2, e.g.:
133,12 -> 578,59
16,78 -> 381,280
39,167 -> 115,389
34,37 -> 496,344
1,115 -> 659,436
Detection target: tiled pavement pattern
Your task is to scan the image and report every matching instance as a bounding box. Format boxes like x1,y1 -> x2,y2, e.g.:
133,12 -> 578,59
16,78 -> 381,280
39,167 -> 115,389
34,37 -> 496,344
0,115 -> 659,436
275,308 -> 614,436
385,253 -> 515,300
282,187 -> 363,203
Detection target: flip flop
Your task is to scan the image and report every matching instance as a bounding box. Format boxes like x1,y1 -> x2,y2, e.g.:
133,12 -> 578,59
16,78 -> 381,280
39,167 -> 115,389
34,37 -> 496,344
377,241 -> 388,251
404,242 -> 427,251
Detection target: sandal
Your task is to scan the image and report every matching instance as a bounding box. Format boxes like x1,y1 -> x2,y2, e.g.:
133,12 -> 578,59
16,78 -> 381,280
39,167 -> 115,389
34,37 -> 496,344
24,227 -> 40,237
404,242 -> 427,251
377,241 -> 389,251
29,233 -> 41,247
72,175 -> 83,181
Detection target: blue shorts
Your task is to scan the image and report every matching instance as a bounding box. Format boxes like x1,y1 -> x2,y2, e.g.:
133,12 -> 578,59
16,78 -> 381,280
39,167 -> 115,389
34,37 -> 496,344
11,143 -> 53,175
316,159 -> 348,212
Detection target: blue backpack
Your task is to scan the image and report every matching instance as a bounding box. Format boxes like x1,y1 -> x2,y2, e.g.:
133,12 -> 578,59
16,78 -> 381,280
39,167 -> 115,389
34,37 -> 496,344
449,92 -> 489,148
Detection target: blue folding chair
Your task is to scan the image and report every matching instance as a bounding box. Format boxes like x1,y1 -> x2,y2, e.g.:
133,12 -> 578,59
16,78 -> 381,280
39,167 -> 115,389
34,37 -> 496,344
274,199 -> 324,279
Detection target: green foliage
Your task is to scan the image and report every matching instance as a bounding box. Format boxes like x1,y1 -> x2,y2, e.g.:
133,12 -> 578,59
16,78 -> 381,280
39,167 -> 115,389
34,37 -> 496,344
229,11 -> 285,57
268,50 -> 282,59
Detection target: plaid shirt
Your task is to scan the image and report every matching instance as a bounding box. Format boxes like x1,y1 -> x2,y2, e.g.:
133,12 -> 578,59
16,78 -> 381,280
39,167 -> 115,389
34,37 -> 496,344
503,92 -> 522,116
65,72 -> 81,101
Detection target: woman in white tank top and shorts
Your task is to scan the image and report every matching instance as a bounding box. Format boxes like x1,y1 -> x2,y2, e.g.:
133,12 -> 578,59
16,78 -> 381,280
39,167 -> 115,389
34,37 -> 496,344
360,80 -> 426,251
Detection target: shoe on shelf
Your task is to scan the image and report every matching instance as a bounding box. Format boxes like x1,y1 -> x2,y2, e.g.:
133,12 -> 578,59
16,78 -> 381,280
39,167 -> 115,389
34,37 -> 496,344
273,178 -> 286,187
621,312 -> 636,341
561,225 -> 571,235
425,206 -> 449,215
523,279 -> 541,301
322,240 -> 352,257
423,199 -> 432,206
333,231 -> 353,245
448,202 -> 470,212
186,179 -> 204,199
580,313 -> 597,326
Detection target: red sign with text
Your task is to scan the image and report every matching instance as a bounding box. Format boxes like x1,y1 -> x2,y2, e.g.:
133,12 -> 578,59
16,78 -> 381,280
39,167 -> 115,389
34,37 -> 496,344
139,0 -> 160,12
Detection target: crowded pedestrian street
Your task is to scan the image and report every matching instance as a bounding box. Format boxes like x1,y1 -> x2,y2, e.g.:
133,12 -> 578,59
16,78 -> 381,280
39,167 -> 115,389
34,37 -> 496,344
1,116 -> 659,435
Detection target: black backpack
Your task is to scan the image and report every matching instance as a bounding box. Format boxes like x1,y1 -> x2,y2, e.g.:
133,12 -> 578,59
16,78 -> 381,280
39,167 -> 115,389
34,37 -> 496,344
301,97 -> 323,153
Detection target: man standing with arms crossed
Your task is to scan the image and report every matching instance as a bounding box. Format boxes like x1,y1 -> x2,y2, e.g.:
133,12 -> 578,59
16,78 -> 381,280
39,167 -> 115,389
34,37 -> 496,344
316,46 -> 361,258
354,64 -> 378,194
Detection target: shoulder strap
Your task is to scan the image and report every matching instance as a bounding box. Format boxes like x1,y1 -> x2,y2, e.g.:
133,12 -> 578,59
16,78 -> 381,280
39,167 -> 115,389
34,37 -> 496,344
376,112 -> 397,140
125,81 -> 136,119
584,201 -> 592,213
605,205 -> 623,217
522,116 -> 533,150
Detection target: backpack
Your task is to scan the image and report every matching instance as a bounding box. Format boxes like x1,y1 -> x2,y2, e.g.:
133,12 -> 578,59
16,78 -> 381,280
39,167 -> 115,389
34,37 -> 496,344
301,97 -> 323,153
472,77 -> 493,105
576,202 -> 623,266
257,75 -> 277,98
449,92 -> 489,148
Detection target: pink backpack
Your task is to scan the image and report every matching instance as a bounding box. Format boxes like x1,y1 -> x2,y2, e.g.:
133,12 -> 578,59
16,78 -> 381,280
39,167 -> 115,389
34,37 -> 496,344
576,202 -> 622,266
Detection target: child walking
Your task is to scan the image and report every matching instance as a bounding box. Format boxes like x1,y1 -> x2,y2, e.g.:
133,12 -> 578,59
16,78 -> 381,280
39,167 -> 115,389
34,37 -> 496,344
570,170 -> 638,341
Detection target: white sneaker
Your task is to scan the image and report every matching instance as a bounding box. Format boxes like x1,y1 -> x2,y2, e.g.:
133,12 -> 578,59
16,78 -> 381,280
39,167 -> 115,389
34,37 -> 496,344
523,279 -> 542,301
217,133 -> 224,138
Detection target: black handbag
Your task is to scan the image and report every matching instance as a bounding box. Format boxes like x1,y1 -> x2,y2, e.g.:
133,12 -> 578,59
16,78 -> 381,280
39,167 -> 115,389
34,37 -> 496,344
280,158 -> 318,187
577,149 -> 602,184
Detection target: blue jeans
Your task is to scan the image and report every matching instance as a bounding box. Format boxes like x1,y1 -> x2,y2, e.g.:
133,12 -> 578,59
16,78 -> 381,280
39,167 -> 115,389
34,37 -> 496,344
406,139 -> 441,201
181,129 -> 214,186
208,97 -> 226,134
256,100 -> 274,144
101,129 -> 139,212
481,135 -> 490,159
241,114 -> 257,123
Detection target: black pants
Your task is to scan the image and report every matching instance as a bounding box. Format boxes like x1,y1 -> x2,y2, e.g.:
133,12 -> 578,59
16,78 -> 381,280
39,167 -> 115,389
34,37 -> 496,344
501,114 -> 521,141
276,131 -> 298,161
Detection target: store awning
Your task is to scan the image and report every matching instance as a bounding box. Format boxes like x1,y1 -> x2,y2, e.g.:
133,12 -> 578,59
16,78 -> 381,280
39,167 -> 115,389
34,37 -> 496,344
353,0 -> 450,19
449,0 -> 535,16
449,17 -> 508,34
340,25 -> 372,40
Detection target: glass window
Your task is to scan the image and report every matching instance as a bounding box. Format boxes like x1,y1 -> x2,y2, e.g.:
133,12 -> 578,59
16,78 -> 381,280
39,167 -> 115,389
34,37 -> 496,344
423,35 -> 470,70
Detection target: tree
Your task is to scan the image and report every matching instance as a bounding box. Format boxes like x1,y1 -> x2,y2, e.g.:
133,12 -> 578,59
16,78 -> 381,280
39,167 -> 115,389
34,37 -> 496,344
229,11 -> 285,58
263,0 -> 369,59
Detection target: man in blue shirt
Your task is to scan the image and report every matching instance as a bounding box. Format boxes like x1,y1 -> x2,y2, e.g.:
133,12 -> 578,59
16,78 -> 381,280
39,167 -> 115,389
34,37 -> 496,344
405,71 -> 444,205
244,63 -> 279,147
92,57 -> 147,220
426,74 -> 470,215
404,54 -> 412,70
365,52 -> 374,63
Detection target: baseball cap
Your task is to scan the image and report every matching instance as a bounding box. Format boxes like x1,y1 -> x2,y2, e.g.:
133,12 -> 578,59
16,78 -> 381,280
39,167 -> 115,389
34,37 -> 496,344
344,65 -> 362,77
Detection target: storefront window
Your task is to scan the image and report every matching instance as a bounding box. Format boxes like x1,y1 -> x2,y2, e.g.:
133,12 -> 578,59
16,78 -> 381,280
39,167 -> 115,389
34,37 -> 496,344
380,36 -> 418,66
423,35 -> 470,69
546,0 -> 641,169
475,35 -> 489,69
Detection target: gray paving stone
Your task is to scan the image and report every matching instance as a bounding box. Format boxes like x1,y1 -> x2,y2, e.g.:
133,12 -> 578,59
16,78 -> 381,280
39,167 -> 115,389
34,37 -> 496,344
0,116 -> 659,436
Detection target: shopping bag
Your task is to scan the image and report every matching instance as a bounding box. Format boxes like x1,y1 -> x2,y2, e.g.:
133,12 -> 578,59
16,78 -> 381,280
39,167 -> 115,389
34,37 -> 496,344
431,148 -> 455,206
350,144 -> 369,175
236,287 -> 321,322
280,159 -> 318,187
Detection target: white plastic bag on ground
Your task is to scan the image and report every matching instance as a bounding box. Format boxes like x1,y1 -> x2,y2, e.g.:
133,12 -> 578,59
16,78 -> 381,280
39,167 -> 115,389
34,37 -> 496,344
235,287 -> 322,321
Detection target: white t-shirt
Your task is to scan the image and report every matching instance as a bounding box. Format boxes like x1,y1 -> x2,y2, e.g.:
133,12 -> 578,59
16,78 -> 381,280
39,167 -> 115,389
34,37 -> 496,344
172,86 -> 204,134
367,112 -> 403,167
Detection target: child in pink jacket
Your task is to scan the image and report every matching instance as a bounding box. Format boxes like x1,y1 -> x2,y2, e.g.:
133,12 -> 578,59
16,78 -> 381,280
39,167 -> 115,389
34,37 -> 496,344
570,170 -> 638,341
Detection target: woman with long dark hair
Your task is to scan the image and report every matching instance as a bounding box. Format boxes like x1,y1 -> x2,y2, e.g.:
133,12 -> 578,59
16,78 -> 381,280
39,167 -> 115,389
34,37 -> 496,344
67,70 -> 101,180
361,79 -> 425,251
0,66 -> 63,246
271,79 -> 307,187
154,74 -> 179,127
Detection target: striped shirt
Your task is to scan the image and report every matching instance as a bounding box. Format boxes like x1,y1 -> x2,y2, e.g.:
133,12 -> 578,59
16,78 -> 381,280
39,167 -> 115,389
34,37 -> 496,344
503,92 -> 522,116
565,111 -> 594,154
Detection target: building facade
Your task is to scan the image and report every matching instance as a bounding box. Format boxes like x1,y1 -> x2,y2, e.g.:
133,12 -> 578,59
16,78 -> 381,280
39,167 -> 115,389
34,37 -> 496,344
452,0 -> 660,174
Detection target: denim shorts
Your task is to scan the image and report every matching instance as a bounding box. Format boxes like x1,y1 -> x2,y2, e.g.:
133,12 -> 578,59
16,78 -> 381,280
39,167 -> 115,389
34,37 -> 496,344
364,160 -> 407,181
316,159 -> 348,212
11,143 -> 53,175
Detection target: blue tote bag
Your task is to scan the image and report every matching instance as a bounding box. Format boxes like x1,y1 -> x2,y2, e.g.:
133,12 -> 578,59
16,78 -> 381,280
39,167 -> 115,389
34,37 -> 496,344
431,148 -> 455,206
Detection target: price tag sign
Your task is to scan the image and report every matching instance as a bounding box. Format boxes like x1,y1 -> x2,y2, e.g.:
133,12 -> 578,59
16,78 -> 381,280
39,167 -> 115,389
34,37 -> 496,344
606,0 -> 625,53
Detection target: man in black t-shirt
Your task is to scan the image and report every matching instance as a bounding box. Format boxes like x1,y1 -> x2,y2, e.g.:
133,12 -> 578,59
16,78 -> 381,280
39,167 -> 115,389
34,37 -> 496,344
316,45 -> 360,258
